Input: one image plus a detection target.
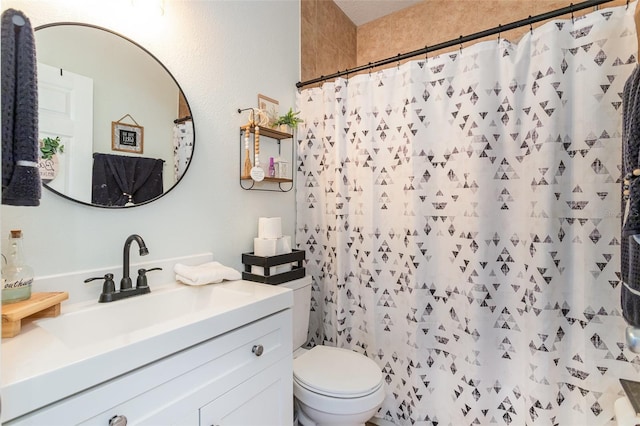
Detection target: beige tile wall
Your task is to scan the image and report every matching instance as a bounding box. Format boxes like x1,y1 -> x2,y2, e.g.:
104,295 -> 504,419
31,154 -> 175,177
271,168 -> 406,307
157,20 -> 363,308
300,0 -> 628,86
357,0 -> 628,65
301,0 -> 357,84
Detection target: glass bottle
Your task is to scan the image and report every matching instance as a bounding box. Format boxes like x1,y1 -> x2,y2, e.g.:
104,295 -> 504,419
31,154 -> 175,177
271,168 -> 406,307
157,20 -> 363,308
2,230 -> 33,304
268,157 -> 276,178
279,159 -> 290,180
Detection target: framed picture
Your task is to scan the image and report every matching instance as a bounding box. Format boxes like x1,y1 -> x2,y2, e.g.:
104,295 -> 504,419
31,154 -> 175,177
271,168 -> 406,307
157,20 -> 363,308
258,94 -> 279,126
112,121 -> 144,154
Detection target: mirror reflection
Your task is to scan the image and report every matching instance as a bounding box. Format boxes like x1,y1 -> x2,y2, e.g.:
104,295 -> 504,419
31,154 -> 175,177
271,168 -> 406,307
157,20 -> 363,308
35,23 -> 194,208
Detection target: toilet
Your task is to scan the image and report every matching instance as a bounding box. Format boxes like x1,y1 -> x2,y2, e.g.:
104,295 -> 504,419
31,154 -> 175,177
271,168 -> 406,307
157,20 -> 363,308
282,277 -> 385,426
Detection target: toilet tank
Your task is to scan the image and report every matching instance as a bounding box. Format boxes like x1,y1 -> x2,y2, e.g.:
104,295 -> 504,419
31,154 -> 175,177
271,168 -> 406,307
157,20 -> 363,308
280,276 -> 312,350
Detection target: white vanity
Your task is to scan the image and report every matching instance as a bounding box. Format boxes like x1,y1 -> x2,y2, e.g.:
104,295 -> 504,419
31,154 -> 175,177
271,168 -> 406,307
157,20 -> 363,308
1,267 -> 293,425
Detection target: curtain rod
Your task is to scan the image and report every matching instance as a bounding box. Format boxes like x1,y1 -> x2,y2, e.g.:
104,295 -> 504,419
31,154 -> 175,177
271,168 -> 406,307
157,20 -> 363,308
173,115 -> 192,124
296,0 -> 617,89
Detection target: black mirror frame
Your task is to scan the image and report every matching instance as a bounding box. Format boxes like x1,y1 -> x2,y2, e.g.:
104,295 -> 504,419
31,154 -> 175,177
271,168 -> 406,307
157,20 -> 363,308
34,22 -> 195,209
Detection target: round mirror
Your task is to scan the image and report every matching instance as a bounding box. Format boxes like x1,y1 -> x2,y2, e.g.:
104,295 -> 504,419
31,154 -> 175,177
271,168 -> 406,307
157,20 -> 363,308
35,23 -> 194,208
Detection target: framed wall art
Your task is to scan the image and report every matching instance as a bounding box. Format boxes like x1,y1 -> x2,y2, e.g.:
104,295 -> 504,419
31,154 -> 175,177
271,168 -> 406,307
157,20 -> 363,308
112,114 -> 144,154
258,94 -> 279,126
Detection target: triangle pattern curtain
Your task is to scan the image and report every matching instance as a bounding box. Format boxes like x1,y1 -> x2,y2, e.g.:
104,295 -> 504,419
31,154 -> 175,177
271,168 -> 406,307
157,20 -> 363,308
297,4 -> 639,425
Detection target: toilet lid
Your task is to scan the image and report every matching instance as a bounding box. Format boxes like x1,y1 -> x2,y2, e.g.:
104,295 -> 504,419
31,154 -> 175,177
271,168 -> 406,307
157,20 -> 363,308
293,346 -> 383,398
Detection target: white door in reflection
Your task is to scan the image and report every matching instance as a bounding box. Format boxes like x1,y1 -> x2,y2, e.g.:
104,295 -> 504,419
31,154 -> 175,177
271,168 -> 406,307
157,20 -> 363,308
37,62 -> 93,202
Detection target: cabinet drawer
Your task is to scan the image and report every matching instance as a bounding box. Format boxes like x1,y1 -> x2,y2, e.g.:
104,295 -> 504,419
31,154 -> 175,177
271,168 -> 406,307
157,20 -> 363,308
9,309 -> 292,425
199,356 -> 292,426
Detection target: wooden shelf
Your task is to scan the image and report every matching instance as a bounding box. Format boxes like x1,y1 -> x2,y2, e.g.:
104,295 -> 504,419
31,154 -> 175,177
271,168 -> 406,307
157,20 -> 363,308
246,126 -> 292,140
241,176 -> 293,183
239,117 -> 294,192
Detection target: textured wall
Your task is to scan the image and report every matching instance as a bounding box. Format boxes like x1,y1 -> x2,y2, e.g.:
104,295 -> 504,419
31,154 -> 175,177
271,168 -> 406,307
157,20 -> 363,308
2,0 -> 300,278
357,0 -> 629,65
301,0 -> 630,85
301,0 -> 357,83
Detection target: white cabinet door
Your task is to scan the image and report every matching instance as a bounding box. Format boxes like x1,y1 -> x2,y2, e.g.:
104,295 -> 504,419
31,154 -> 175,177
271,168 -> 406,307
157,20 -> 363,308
199,357 -> 292,426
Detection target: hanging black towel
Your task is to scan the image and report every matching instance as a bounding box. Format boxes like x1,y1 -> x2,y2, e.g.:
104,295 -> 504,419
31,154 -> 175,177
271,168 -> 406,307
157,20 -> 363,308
622,65 -> 640,327
91,153 -> 163,207
1,9 -> 41,206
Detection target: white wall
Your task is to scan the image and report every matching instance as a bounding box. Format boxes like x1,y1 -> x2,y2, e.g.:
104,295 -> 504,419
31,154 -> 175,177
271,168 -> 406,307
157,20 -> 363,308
1,0 -> 300,282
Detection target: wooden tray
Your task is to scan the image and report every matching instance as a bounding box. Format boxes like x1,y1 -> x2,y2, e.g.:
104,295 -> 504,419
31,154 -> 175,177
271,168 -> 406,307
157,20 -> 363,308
2,292 -> 69,338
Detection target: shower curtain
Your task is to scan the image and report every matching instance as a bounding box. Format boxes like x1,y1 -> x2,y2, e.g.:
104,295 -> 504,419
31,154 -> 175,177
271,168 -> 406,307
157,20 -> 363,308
173,120 -> 193,182
296,4 -> 640,425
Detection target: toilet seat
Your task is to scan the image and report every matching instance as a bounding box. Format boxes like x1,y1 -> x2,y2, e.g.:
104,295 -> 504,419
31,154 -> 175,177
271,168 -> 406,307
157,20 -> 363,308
293,346 -> 383,398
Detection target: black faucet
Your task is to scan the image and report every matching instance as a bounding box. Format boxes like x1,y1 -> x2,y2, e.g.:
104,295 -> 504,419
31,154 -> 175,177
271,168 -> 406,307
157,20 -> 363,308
84,234 -> 161,303
121,234 -> 149,291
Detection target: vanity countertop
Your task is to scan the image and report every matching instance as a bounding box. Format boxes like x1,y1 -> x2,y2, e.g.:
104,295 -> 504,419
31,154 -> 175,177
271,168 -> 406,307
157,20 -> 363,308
1,280 -> 292,423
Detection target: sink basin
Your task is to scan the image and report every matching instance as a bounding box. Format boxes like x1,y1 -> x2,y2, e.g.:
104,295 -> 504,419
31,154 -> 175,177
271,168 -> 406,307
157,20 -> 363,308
36,283 -> 248,348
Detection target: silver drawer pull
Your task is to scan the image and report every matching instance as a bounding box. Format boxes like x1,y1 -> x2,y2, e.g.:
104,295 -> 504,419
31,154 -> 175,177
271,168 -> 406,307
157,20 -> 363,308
252,344 -> 264,356
109,415 -> 128,426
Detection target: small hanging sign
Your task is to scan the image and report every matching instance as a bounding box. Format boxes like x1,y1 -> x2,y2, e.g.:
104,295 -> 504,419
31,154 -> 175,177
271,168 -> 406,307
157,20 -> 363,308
37,136 -> 63,183
38,155 -> 59,183
112,114 -> 144,154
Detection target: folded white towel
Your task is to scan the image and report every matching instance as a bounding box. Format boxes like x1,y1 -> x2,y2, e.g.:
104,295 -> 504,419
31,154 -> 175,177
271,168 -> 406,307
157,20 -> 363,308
174,261 -> 241,286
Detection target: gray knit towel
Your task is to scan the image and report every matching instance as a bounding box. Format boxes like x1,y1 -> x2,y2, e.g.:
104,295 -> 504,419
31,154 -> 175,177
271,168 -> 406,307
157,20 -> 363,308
1,9 -> 41,206
622,64 -> 640,327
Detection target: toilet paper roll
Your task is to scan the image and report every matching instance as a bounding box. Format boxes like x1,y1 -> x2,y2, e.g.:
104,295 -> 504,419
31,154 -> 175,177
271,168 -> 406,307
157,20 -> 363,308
615,397 -> 640,426
254,238 -> 278,257
251,235 -> 293,276
252,263 -> 292,276
253,236 -> 291,257
251,265 -> 266,275
258,217 -> 282,239
275,264 -> 292,274
279,235 -> 292,254
252,263 -> 293,276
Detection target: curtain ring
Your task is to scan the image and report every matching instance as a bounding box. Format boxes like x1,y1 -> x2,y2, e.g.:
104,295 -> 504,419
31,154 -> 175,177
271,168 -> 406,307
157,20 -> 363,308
627,0 -> 630,10
459,35 -> 463,54
368,63 -> 373,77
570,3 -> 574,24
497,24 -> 501,43
425,45 -> 428,62
529,16 -> 533,34
397,53 -> 401,69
